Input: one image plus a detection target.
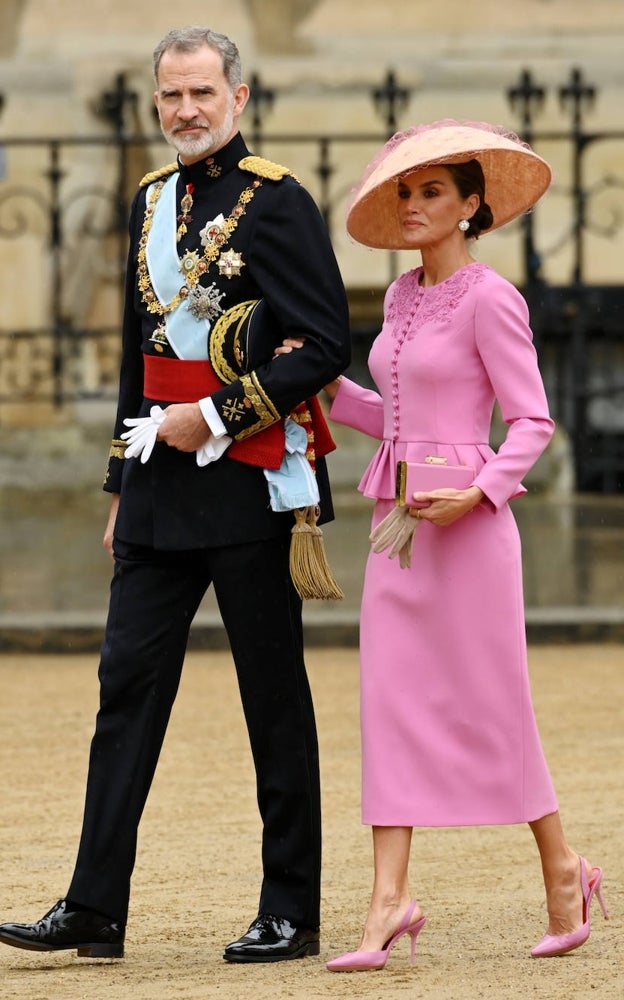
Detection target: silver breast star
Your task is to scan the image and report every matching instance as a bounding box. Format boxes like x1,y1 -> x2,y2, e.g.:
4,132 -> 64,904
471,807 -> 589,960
186,282 -> 226,321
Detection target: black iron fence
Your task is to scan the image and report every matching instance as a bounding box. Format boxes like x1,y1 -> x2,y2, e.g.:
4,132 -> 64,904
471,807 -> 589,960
1,68 -> 623,491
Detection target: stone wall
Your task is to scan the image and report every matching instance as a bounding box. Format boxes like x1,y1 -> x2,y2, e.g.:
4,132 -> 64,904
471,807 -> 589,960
1,0 -> 623,459
2,0 -> 623,286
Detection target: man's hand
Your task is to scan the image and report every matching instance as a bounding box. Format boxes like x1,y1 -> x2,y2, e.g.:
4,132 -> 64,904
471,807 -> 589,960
157,402 -> 211,452
103,493 -> 120,560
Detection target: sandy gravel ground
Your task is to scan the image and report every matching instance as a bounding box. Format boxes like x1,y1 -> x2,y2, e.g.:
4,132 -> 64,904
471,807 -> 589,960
0,644 -> 621,1000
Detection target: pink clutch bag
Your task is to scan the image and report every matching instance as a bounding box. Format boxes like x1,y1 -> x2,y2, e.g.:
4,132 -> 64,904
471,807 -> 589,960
395,457 -> 475,507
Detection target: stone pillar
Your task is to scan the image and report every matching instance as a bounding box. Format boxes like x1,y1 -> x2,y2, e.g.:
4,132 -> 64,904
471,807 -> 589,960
243,0 -> 320,54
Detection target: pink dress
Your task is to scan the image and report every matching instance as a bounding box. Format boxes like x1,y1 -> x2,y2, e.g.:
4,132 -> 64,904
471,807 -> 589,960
330,263 -> 558,826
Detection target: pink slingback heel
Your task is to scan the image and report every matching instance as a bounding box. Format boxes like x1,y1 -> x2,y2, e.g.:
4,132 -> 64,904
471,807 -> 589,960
531,855 -> 609,958
326,899 -> 426,972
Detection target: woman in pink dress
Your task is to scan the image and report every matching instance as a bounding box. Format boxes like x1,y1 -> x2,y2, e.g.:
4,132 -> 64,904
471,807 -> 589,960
281,121 -> 608,971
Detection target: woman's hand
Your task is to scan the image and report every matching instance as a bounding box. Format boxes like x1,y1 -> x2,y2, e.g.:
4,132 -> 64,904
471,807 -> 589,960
322,376 -> 343,400
408,485 -> 484,527
273,337 -> 342,399
273,335 -> 342,399
273,337 -> 305,358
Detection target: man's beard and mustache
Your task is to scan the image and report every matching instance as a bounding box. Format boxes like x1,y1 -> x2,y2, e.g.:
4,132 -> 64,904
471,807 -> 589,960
160,106 -> 235,160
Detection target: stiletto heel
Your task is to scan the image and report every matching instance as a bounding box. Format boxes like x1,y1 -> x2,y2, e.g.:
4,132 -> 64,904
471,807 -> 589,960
326,899 -> 426,972
531,855 -> 609,958
408,919 -> 423,963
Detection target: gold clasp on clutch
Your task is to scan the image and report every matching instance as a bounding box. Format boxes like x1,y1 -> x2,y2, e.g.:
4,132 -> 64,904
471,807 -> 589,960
424,455 -> 447,465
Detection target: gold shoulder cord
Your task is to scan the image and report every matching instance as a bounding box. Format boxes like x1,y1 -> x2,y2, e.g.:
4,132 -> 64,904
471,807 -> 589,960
238,156 -> 299,183
139,163 -> 179,188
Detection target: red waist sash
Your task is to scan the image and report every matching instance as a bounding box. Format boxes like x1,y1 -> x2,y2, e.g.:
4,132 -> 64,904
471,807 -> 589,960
144,355 -> 216,402
143,354 -> 335,471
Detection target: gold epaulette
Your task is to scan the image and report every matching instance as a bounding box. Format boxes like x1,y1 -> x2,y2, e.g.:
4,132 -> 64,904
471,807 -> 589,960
139,162 -> 179,188
238,155 -> 298,182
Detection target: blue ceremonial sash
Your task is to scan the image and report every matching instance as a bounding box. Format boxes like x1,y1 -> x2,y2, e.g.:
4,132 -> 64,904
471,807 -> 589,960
263,419 -> 320,511
145,174 -> 210,360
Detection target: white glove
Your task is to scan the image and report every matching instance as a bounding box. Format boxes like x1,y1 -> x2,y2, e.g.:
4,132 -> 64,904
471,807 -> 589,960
121,405 -> 165,463
195,436 -> 231,467
122,404 -> 230,466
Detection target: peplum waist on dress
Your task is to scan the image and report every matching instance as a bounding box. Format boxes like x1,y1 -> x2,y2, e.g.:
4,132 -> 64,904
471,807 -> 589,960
358,437 -> 525,501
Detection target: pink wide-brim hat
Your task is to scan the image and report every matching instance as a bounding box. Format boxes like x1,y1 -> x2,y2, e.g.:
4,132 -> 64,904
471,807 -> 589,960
346,119 -> 553,250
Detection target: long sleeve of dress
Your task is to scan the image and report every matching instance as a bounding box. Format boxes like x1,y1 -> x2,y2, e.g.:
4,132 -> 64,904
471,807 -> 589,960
471,279 -> 554,509
328,376 -> 384,439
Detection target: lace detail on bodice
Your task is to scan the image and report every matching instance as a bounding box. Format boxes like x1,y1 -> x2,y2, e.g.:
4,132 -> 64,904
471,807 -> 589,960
385,262 -> 490,338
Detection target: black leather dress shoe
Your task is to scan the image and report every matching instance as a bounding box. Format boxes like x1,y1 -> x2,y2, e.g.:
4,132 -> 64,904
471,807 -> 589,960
223,913 -> 320,963
0,899 -> 125,958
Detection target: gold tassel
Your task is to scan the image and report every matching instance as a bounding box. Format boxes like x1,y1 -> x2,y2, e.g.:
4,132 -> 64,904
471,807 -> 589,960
289,506 -> 344,601
306,505 -> 345,600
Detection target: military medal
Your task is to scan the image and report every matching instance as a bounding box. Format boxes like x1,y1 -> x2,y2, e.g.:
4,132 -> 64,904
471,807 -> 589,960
180,249 -> 202,275
199,214 -> 226,247
138,178 -> 262,317
218,249 -> 245,278
149,321 -> 169,352
187,281 -> 226,320
176,183 -> 194,241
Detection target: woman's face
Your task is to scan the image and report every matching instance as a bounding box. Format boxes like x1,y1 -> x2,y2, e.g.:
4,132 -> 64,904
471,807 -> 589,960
397,165 -> 478,249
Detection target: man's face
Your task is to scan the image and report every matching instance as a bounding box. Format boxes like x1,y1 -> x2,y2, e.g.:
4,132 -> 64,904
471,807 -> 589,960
154,45 -> 249,164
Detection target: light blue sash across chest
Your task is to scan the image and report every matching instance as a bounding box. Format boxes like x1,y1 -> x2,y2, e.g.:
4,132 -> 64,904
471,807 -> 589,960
145,173 -> 210,360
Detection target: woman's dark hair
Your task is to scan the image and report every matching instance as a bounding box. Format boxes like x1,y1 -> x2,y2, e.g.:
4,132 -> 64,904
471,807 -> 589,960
445,160 -> 494,239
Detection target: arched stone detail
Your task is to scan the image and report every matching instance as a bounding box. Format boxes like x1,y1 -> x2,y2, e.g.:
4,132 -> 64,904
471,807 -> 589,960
242,0 -> 321,54
0,0 -> 26,57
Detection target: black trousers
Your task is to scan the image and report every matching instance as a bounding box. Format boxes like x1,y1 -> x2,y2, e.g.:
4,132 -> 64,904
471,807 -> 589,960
66,535 -> 321,928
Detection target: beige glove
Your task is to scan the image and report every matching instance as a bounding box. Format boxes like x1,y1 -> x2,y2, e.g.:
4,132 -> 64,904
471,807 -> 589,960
369,506 -> 418,569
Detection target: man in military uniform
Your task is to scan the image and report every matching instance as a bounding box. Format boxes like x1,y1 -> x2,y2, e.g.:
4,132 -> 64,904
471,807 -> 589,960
0,26 -> 350,963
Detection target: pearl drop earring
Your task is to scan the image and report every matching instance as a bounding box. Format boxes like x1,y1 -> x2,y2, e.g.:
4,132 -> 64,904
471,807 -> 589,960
458,219 -> 470,232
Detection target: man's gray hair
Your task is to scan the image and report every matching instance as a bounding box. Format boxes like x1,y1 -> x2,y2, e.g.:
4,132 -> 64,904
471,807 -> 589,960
153,26 -> 242,89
